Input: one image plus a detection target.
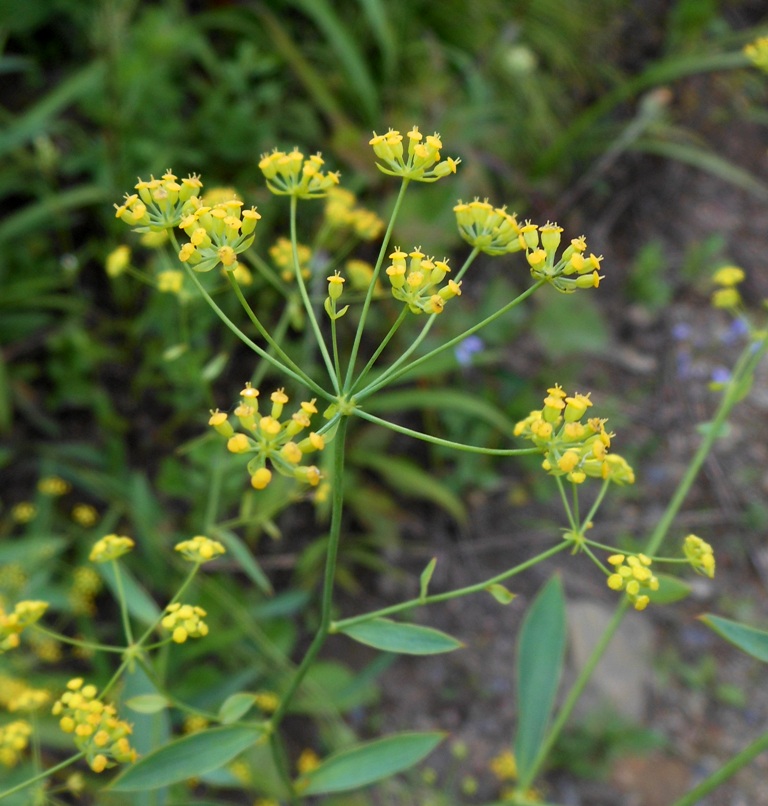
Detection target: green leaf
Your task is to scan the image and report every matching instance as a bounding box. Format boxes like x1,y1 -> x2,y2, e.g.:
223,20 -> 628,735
349,452 -> 466,522
211,527 -> 272,595
124,695 -> 170,715
647,573 -> 691,604
699,614 -> 768,663
109,725 -> 263,791
301,732 -> 445,795
419,558 -> 437,599
486,583 -> 516,605
218,692 -> 257,724
340,618 -> 463,655
514,574 -> 566,782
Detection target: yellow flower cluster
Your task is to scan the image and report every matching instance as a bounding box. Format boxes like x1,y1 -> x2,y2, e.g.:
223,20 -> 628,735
52,678 -> 137,773
89,534 -> 135,563
489,748 -> 518,781
157,269 -> 185,294
711,265 -> 745,310
69,566 -> 103,616
174,535 -> 226,564
0,600 -> 48,653
683,534 -> 716,578
178,196 -> 261,273
10,502 -> 36,523
369,126 -> 460,182
161,603 -> 209,643
514,386 -> 635,486
297,748 -> 321,774
72,503 -> 98,527
269,236 -> 312,282
0,676 -> 50,712
259,149 -> 340,198
105,244 -> 131,278
0,720 -> 31,767
114,170 -> 203,231
745,36 -> 768,72
454,199 -> 523,256
324,187 -> 384,240
209,385 -> 326,490
385,247 -> 461,314
606,553 -> 659,611
254,690 -> 280,713
38,476 -> 70,496
522,223 -> 604,293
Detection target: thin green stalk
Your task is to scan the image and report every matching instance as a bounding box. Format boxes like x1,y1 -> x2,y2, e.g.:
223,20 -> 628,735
331,542 -> 571,632
353,409 -> 540,455
344,178 -> 410,391
351,306 -> 409,391
554,476 -> 578,532
176,243 -> 329,400
671,729 -> 768,806
351,247 -> 479,396
227,272 -> 313,383
356,278 -> 546,401
289,196 -> 339,392
31,625 -> 124,654
0,752 -> 85,800
517,601 -> 629,792
268,417 -> 349,729
581,478 -> 611,530
330,312 -> 342,382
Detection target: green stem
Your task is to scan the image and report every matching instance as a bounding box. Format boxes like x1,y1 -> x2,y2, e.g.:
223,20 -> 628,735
177,245 -> 329,400
554,476 -> 578,532
31,624 -> 124,654
289,196 -> 339,393
0,752 -> 86,800
356,278 -> 546,401
671,729 -> 768,806
344,178 -> 410,391
354,408 -> 540,456
351,306 -> 409,391
227,272 -> 314,385
268,417 -> 349,729
331,542 -> 571,632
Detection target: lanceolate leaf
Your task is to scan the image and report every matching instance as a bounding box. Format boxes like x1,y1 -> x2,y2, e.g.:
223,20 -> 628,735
700,614 -> 768,663
300,732 -> 445,795
340,618 -> 463,655
514,575 -> 566,782
109,725 -> 263,791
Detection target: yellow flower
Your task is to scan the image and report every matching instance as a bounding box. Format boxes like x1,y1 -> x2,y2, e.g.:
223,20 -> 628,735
10,502 -> 36,523
259,148 -> 340,198
0,721 -> 32,767
683,534 -> 715,578
385,247 -> 459,314
712,287 -> 741,309
157,269 -> 184,294
254,691 -> 279,713
105,245 -> 131,278
489,748 -> 518,781
174,535 -> 226,564
297,748 -> 321,774
713,266 -> 745,287
161,603 -> 209,643
744,36 -> 768,72
115,170 -> 203,231
89,534 -> 135,563
72,503 -> 98,527
606,554 -> 658,610
454,198 -> 522,255
37,476 -> 70,496
52,679 -> 137,772
369,126 -> 460,182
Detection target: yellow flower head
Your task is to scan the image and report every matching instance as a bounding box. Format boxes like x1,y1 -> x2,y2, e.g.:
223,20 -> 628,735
105,245 -> 131,278
683,534 -> 715,578
115,170 -> 203,231
385,247 -> 458,315
745,36 -> 768,72
157,270 -> 185,294
454,199 -> 522,256
161,603 -> 209,643
259,148 -> 340,198
0,720 -> 32,768
713,266 -> 745,287
606,553 -> 658,610
174,535 -> 226,564
38,476 -> 70,496
490,749 -> 518,781
370,126 -> 460,182
89,534 -> 135,563
72,504 -> 98,527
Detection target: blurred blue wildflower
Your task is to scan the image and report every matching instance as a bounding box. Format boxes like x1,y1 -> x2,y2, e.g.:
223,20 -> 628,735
455,335 -> 484,366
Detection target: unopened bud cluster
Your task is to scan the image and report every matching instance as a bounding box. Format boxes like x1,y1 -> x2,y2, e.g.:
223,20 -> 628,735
161,603 -> 209,643
454,199 -> 523,256
521,223 -> 604,293
606,553 -> 659,611
0,720 -> 32,767
178,196 -> 261,273
385,248 -> 461,315
514,385 -> 635,486
369,126 -> 460,182
683,534 -> 716,578
210,385 -> 326,490
711,265 -> 745,310
324,187 -> 384,240
52,678 -> 137,773
174,535 -> 226,564
89,534 -> 135,563
114,170 -> 203,231
0,600 -> 48,654
270,237 -> 312,282
259,149 -> 340,198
